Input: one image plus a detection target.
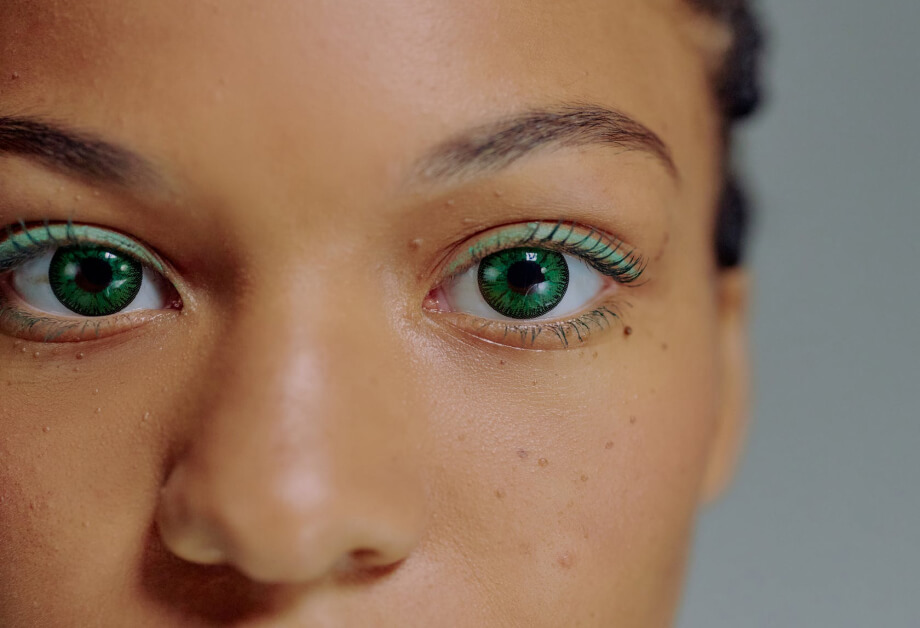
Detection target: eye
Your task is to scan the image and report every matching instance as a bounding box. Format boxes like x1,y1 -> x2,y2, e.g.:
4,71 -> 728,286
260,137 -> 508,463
0,222 -> 180,341
442,247 -> 604,322
426,220 -> 646,349
13,246 -> 168,317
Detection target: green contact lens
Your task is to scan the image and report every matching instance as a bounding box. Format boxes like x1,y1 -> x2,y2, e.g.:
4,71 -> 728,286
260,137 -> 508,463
477,247 -> 569,319
49,245 -> 143,317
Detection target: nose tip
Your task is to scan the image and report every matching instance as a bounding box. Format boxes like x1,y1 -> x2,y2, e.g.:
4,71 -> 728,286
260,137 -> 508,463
155,460 -> 423,584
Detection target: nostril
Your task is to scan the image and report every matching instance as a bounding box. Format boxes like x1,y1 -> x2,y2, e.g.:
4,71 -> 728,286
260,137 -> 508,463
350,548 -> 381,565
332,548 -> 405,582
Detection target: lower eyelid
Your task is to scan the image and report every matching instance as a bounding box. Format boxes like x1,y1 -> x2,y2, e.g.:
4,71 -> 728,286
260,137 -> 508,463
425,294 -> 626,351
0,272 -> 181,343
0,301 -> 180,343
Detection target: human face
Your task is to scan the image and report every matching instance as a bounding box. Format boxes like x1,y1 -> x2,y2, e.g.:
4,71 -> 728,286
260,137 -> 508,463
0,1 -> 747,626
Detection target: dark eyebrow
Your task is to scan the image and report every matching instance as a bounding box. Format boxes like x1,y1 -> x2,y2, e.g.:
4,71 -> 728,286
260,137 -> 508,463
0,116 -> 156,186
415,103 -> 677,183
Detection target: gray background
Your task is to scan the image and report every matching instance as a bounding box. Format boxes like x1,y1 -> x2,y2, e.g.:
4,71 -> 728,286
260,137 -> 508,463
679,1 -> 919,626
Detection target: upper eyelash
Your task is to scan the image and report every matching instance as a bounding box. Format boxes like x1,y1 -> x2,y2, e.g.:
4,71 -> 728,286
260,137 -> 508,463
521,220 -> 646,283
0,220 -> 71,271
442,219 -> 646,284
0,220 -> 166,274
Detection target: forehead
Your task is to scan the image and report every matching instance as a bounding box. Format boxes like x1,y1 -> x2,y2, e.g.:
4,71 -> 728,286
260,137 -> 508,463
0,0 -> 718,203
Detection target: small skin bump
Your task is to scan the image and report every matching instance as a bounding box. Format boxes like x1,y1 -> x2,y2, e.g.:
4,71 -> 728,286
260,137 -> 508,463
557,552 -> 575,570
517,449 -> 529,459
538,458 -> 549,467
623,326 -> 633,336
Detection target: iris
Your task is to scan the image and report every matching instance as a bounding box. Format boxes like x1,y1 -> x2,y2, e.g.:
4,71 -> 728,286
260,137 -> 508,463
477,247 -> 569,319
49,245 -> 143,316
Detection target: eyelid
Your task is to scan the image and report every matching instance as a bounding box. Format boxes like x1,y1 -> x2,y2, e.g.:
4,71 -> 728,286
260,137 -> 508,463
435,219 -> 646,286
1,221 -> 172,278
0,281 -> 179,343
431,302 -> 623,351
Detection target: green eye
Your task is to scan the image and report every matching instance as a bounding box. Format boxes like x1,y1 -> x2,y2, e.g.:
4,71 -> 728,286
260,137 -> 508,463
48,245 -> 143,317
477,247 -> 569,319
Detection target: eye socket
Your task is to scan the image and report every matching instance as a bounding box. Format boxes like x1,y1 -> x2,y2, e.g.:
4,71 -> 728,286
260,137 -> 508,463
425,220 -> 645,349
0,222 -> 181,342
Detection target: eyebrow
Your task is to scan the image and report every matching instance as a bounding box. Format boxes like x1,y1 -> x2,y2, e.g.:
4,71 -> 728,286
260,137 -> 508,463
414,103 -> 677,183
0,116 -> 156,186
0,105 -> 675,190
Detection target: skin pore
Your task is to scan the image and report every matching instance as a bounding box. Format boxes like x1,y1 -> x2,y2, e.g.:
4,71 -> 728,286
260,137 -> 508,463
0,1 -> 748,626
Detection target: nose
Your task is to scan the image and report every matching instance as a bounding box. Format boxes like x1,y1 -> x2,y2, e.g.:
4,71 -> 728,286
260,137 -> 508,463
155,285 -> 427,584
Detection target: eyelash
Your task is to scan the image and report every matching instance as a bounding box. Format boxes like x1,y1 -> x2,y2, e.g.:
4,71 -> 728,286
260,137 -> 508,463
439,220 -> 646,284
429,219 -> 645,350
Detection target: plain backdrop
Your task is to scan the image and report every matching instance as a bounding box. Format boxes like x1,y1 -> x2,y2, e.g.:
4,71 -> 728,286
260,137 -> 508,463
679,1 -> 920,626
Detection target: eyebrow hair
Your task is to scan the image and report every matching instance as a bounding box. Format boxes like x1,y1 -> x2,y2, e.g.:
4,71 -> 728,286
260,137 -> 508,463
1,106 -> 674,192
0,116 -> 155,186
415,103 -> 677,183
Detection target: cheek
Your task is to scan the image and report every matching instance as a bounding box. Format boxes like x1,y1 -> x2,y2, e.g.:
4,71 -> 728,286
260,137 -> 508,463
0,332 -> 191,621
413,308 -> 719,622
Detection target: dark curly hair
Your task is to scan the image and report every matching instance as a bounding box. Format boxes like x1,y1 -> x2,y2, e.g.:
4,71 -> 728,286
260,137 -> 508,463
689,0 -> 765,268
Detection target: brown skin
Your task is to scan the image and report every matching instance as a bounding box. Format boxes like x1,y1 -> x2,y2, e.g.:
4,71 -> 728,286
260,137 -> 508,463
0,1 -> 748,626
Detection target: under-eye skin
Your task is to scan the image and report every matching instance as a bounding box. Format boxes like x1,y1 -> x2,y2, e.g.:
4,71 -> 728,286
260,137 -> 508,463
0,221 -> 181,342
426,220 -> 646,350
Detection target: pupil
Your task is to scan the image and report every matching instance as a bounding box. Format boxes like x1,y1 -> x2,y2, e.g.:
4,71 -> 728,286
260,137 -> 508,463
74,257 -> 113,293
506,260 -> 545,295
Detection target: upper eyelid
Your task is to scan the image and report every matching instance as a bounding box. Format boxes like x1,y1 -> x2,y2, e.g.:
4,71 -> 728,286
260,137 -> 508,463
0,221 -> 169,275
435,219 -> 647,285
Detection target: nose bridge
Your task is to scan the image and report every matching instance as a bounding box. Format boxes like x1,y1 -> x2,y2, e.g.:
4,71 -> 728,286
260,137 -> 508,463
157,264 -> 427,582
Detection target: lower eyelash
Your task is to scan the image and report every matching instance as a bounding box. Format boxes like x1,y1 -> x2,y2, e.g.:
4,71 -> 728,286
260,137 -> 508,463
438,298 -> 626,350
0,301 -> 177,343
